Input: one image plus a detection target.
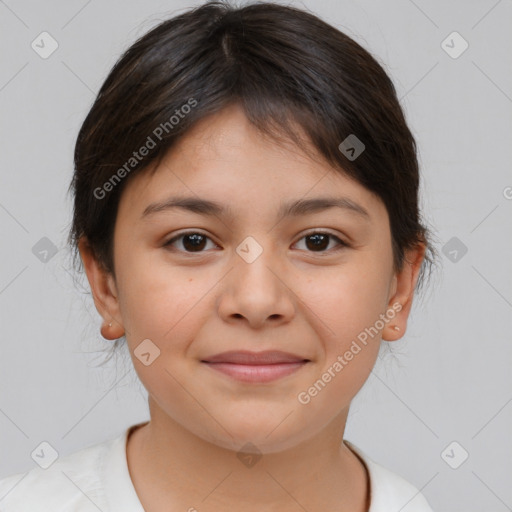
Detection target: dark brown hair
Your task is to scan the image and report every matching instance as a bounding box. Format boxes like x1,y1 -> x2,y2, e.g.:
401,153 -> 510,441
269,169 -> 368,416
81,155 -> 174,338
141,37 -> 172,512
68,0 -> 437,295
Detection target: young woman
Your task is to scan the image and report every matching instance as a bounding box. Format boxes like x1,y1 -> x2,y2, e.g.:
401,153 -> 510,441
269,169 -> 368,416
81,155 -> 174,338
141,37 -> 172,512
0,2 -> 437,510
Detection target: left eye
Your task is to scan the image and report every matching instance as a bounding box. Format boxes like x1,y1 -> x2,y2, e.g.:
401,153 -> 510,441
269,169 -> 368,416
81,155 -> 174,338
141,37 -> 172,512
293,231 -> 348,253
164,231 -> 348,254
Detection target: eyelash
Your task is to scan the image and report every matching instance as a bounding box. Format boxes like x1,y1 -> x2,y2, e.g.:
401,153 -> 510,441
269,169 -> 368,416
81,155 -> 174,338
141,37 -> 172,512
163,230 -> 350,255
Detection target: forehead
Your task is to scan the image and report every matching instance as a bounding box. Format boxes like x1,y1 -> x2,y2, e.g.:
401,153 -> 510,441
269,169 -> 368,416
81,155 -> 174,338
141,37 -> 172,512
118,104 -> 386,222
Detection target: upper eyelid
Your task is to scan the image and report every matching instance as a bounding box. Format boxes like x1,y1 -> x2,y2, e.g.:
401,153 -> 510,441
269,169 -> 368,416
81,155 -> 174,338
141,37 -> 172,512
165,229 -> 218,244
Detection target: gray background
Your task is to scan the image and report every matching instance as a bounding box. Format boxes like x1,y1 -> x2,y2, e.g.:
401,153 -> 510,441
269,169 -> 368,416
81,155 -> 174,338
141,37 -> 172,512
1,0 -> 511,510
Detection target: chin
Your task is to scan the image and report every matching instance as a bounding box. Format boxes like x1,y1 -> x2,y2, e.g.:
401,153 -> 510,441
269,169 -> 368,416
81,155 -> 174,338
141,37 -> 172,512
199,417 -> 313,455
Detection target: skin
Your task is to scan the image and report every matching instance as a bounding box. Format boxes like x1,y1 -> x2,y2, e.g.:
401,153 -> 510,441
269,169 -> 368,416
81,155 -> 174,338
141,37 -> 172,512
79,103 -> 425,512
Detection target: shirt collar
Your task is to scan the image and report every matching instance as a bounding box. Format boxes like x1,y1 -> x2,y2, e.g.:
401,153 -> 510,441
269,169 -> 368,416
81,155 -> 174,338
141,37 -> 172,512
102,421 -> 149,512
103,424 -> 394,512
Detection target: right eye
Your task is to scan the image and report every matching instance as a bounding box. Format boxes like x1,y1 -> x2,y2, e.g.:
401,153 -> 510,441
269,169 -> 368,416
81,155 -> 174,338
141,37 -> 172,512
163,231 -> 220,253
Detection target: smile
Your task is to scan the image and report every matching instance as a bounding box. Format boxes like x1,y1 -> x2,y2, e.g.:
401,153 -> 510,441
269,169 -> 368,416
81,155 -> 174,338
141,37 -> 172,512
203,361 -> 309,383
201,350 -> 310,383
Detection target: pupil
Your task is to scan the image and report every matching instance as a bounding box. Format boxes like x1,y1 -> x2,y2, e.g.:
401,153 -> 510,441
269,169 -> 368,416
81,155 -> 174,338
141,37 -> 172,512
307,233 -> 328,251
184,234 -> 206,251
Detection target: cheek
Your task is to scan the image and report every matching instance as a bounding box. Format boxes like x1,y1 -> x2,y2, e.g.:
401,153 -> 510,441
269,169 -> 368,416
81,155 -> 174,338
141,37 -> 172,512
302,261 -> 391,346
116,249 -> 214,343
295,269 -> 387,415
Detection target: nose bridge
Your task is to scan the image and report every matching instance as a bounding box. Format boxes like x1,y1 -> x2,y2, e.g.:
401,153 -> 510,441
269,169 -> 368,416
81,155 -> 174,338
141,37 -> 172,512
233,234 -> 280,296
217,234 -> 295,327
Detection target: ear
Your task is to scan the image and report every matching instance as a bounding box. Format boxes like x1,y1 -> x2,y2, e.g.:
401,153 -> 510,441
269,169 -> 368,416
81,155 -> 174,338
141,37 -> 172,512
382,242 -> 426,341
78,237 -> 125,340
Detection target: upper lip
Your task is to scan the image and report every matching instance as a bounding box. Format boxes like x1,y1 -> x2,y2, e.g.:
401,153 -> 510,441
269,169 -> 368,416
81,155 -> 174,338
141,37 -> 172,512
202,350 -> 309,365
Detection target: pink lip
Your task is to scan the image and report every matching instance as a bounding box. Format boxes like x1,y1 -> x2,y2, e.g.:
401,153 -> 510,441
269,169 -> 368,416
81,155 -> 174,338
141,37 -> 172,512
202,350 -> 310,383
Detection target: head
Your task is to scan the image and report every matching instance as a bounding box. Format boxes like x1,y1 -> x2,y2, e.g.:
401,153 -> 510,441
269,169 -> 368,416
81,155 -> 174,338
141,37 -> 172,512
68,1 -> 437,452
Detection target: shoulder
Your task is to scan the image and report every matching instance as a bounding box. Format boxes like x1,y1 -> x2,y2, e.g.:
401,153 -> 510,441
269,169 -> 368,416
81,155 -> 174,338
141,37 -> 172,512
0,436 -> 115,512
345,441 -> 435,512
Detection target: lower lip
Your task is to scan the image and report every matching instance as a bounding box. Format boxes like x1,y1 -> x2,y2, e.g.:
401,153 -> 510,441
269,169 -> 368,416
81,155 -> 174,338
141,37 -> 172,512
203,361 -> 308,383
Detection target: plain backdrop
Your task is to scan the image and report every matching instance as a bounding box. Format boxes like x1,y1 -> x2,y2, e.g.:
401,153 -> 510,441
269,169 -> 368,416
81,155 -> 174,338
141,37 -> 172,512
1,1 -> 511,510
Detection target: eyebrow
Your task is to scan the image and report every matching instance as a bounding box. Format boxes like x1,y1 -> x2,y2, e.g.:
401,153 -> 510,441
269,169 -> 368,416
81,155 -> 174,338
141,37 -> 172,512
141,195 -> 370,221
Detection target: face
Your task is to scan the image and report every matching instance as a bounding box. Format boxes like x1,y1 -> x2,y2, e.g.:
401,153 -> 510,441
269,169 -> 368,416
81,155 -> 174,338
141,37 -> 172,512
82,103 -> 423,454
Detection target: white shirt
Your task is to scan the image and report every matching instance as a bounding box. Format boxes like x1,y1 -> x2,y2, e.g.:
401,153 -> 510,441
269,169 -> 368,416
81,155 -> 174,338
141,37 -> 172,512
0,422 -> 434,511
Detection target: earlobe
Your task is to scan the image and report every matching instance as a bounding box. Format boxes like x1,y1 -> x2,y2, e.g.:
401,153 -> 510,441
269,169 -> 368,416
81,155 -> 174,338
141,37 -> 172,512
382,242 -> 426,341
78,237 -> 125,340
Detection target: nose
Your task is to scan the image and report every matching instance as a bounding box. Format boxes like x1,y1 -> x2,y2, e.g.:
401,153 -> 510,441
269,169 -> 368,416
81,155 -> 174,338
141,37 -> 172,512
216,240 -> 295,329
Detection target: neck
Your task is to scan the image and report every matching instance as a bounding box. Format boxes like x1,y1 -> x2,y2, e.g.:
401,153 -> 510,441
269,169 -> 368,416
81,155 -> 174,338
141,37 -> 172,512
126,400 -> 369,512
